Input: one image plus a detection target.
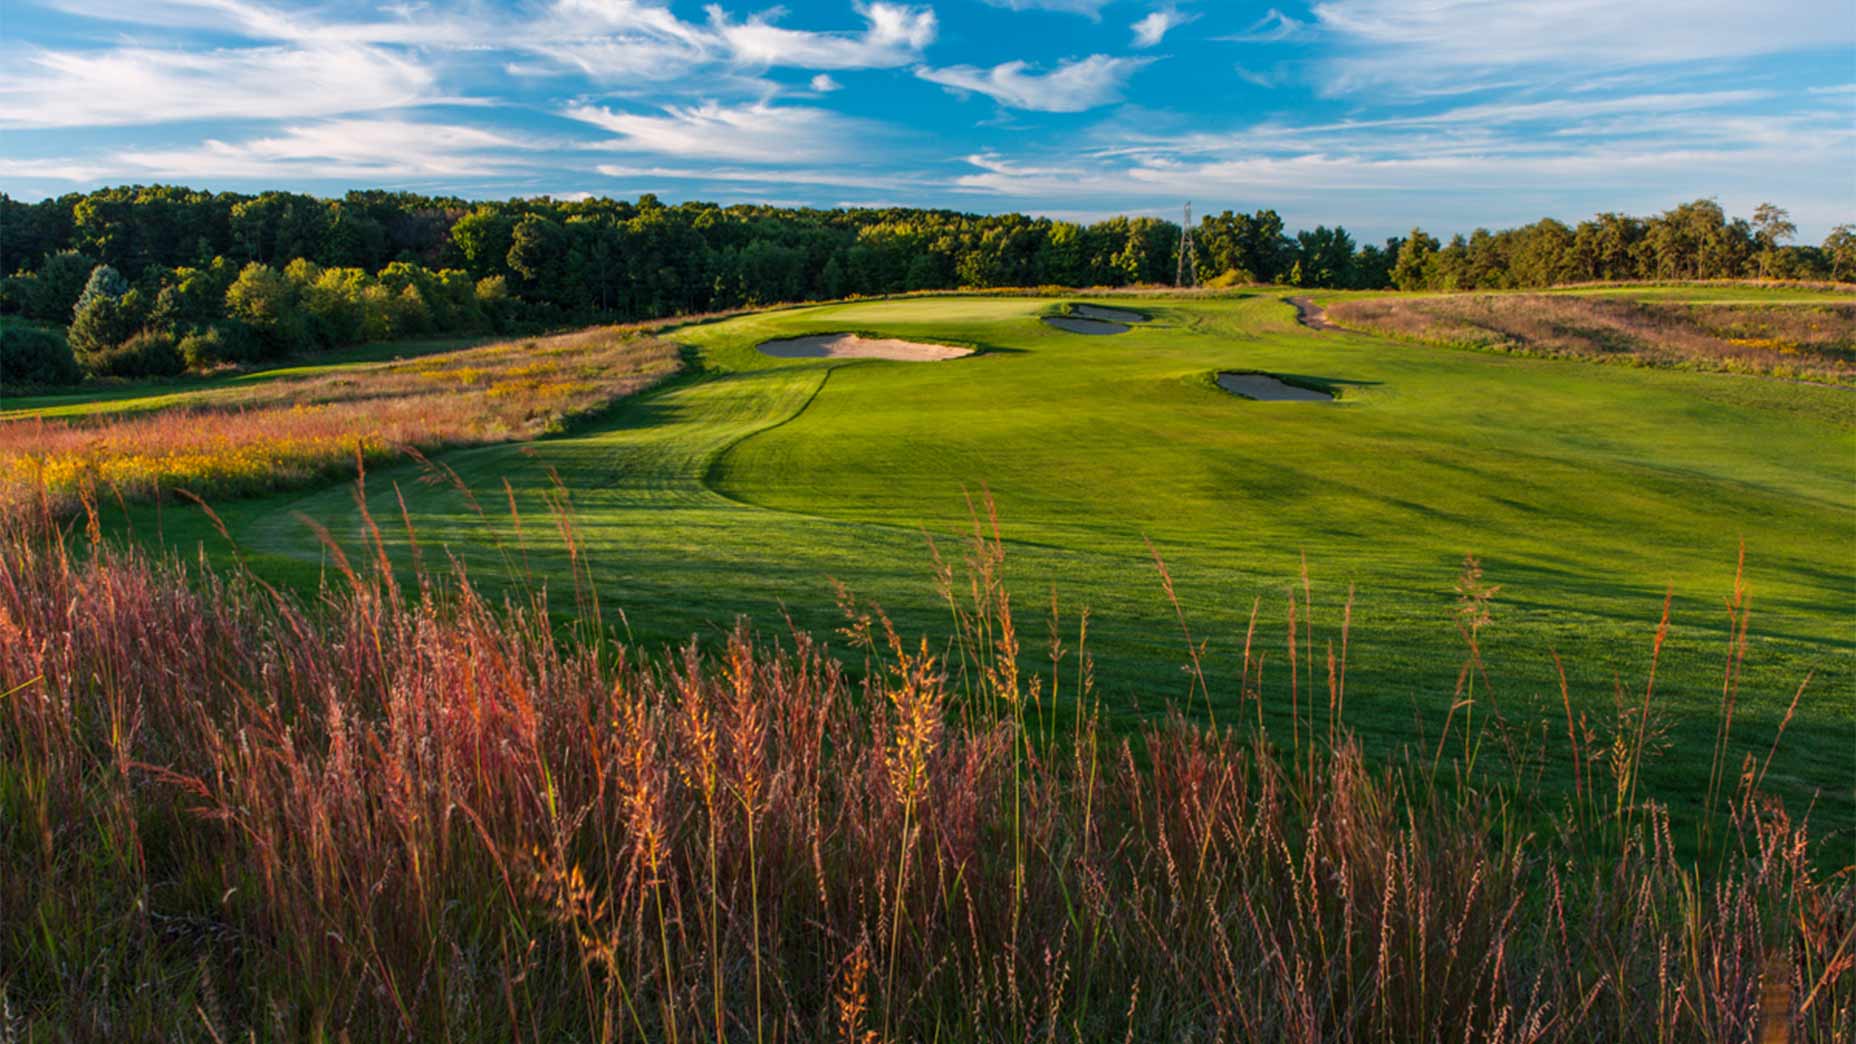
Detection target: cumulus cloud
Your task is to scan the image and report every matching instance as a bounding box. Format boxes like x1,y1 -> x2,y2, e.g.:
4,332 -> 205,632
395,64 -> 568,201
1132,7 -> 1196,48
917,55 -> 1150,112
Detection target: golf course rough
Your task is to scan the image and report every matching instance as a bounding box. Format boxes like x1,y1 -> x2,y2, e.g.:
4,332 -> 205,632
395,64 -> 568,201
91,290 -> 1856,828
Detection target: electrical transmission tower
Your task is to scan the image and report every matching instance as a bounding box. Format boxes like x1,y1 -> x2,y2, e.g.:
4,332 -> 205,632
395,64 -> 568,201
1176,201 -> 1197,288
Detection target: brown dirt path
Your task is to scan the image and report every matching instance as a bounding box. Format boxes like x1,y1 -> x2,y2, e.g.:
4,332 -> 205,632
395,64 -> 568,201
1287,296 -> 1334,331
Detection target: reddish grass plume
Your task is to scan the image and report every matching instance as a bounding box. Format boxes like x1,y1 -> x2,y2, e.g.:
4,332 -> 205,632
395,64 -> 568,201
0,486 -> 1849,1041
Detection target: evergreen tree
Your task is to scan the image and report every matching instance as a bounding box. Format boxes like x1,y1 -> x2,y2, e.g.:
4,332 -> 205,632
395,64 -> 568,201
1392,230 -> 1440,291
68,265 -> 140,357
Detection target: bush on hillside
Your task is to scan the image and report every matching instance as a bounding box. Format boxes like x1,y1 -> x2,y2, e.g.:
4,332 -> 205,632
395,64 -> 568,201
81,327 -> 184,378
177,321 -> 261,370
0,323 -> 81,388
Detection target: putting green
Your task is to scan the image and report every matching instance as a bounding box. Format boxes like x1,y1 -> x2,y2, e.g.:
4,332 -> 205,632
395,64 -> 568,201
115,292 -> 1856,824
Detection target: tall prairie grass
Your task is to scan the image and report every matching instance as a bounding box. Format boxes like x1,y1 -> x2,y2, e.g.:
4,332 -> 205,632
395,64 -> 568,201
0,325 -> 681,520
0,490 -> 1849,1041
1327,295 -> 1856,385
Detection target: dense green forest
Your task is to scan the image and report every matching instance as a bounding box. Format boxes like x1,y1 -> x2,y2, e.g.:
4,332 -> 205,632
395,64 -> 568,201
1,185 -> 1849,386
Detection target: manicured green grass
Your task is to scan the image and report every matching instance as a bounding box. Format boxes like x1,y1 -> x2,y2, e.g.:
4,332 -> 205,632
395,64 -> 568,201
53,292 -> 1856,830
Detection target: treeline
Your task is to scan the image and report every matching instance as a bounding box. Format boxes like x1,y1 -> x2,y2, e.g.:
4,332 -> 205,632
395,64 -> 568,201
0,185 -> 1184,384
1197,199 -> 1853,290
0,184 -> 1183,327
2,185 -> 1849,386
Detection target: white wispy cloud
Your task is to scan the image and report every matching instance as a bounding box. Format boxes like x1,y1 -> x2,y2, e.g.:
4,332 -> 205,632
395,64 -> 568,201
1311,0 -> 1856,93
2,117 -> 529,182
981,0 -> 1111,18
1133,7 -> 1196,48
1217,9 -> 1304,44
0,43 -> 439,128
0,156 -> 116,181
40,0 -> 482,47
942,86 -> 1855,235
1233,64 -> 1283,89
565,101 -> 873,162
112,119 -> 528,179
708,2 -> 935,69
596,163 -> 926,191
12,0 -> 940,112
917,55 -> 1150,112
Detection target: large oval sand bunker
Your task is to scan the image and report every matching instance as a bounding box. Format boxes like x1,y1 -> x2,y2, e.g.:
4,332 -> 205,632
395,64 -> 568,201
757,334 -> 973,361
1217,371 -> 1335,402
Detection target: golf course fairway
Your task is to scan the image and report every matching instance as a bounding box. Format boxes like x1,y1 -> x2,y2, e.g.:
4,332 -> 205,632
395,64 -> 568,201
127,292 -> 1856,825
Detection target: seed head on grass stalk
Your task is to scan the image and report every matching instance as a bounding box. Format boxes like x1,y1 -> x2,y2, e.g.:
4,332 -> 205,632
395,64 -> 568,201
723,625 -> 770,1044
673,644 -> 725,1044
881,629 -> 944,1041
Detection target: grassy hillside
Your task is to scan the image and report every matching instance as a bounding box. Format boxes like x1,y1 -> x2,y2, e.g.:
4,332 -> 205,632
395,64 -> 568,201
1,327 -> 680,516
30,288 -> 1848,831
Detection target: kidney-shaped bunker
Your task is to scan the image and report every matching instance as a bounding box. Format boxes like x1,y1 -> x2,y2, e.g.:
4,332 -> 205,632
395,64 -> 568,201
757,334 -> 973,361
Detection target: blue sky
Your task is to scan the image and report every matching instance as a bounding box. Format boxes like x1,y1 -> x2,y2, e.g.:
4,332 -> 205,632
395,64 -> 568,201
2,1 -> 1852,240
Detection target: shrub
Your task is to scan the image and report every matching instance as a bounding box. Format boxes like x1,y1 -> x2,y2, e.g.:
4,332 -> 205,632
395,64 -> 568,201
82,327 -> 185,378
0,322 -> 81,388
177,321 -> 260,370
0,272 -> 33,315
225,261 -> 307,357
474,275 -> 512,332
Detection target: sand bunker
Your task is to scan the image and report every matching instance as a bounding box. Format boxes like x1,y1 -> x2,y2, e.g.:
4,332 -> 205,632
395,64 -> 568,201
1043,316 -> 1129,335
1217,372 -> 1334,402
757,334 -> 972,361
1072,304 -> 1149,324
